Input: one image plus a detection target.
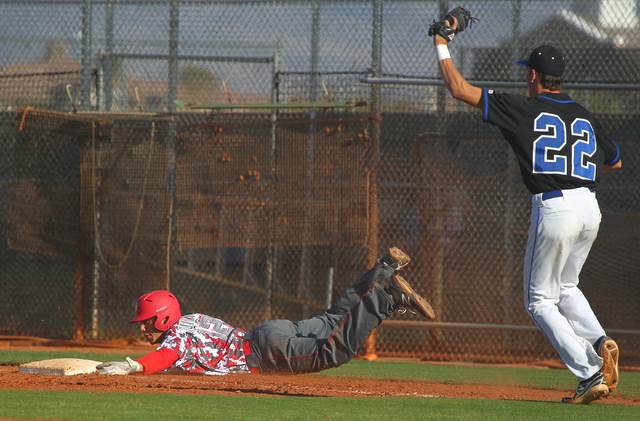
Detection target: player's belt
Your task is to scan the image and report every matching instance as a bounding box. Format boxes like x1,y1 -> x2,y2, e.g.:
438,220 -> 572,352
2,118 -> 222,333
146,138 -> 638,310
541,188 -> 594,201
242,339 -> 260,374
541,190 -> 563,200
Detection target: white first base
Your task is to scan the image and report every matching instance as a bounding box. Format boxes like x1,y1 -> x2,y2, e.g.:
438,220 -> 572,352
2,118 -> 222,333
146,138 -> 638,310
19,358 -> 102,375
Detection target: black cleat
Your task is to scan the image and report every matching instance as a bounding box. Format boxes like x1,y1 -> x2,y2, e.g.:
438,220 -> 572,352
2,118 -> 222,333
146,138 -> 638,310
378,247 -> 411,271
561,372 -> 608,404
387,276 -> 435,319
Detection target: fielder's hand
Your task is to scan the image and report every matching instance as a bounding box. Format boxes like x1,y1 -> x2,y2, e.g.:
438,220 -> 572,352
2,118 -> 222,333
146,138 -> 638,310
96,357 -> 143,375
428,6 -> 478,42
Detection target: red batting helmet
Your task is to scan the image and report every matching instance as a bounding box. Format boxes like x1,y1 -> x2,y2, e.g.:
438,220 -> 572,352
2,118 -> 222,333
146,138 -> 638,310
129,290 -> 181,331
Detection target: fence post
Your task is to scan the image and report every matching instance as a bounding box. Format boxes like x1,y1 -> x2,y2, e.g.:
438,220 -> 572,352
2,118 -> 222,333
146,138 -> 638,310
163,13 -> 182,298
310,1 -> 320,100
361,0 -> 383,359
426,0 -> 451,347
368,0 -> 382,267
81,0 -> 93,110
103,2 -> 115,111
168,119 -> 178,292
297,2 -> 321,319
74,162 -> 89,340
503,0 -> 522,345
168,1 -> 180,112
264,51 -> 281,321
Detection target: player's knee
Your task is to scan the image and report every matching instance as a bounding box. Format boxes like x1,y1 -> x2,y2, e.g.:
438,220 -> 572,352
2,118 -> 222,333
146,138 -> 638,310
525,298 -> 556,315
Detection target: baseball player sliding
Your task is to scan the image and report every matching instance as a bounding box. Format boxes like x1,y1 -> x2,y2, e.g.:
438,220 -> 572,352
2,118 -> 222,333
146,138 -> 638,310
428,7 -> 622,404
97,248 -> 434,376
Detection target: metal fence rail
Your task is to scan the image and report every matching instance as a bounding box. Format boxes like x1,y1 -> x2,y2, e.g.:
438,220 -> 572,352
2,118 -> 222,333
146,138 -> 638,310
362,77 -> 640,91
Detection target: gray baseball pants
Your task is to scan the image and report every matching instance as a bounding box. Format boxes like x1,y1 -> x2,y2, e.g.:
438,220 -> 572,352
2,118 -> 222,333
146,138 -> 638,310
243,264 -> 396,374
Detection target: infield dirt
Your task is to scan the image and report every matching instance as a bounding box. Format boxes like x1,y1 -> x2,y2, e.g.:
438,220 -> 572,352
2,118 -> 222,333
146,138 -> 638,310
1,342 -> 638,405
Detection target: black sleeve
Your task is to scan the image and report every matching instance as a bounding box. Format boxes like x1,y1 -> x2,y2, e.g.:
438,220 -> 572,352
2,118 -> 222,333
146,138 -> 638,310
482,90 -> 532,134
593,118 -> 621,166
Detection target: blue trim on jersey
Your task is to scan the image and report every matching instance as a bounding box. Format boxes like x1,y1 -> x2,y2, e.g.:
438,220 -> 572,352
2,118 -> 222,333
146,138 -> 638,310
607,140 -> 620,165
483,89 -> 489,121
539,96 -> 575,104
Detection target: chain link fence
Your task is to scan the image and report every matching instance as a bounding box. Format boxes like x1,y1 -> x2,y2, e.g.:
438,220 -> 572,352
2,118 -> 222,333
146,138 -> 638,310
0,0 -> 638,366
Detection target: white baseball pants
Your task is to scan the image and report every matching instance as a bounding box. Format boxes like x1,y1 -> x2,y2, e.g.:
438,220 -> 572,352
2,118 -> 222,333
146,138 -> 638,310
524,187 -> 606,380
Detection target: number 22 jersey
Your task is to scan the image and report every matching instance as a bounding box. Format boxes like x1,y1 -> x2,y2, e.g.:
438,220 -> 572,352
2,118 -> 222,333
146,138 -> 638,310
482,90 -> 620,194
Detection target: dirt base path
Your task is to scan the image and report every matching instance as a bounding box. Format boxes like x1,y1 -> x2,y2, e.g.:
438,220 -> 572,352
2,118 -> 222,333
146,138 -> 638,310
1,365 -> 638,405
1,341 -> 637,405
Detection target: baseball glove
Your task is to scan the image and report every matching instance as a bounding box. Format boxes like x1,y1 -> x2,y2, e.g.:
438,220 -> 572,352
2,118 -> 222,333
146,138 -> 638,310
428,6 -> 478,42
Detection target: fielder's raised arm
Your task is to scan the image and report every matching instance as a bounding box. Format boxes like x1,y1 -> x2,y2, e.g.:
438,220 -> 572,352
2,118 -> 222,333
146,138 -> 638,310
428,6 -> 482,108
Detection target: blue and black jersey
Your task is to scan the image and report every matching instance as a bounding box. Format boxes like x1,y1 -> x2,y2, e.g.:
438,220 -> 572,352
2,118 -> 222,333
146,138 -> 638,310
481,90 -> 620,194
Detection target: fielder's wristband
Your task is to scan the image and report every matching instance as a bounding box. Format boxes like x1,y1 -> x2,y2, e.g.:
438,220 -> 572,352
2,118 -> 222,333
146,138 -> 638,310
436,44 -> 451,62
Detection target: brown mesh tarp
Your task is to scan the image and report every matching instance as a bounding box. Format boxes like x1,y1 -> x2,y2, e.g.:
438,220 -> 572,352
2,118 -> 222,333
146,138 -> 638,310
175,116 -> 369,250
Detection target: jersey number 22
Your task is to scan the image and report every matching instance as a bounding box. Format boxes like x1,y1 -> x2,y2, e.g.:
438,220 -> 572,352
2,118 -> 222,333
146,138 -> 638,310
533,112 -> 597,181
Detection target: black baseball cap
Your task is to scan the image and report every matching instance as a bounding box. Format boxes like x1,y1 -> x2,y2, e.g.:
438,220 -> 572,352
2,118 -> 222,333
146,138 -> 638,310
516,45 -> 565,77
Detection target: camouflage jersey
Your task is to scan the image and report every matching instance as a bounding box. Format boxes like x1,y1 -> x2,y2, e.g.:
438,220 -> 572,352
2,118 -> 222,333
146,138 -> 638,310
157,313 -> 251,375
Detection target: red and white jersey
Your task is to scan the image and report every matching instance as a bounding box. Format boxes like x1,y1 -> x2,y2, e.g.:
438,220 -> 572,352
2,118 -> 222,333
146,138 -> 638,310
157,313 -> 251,375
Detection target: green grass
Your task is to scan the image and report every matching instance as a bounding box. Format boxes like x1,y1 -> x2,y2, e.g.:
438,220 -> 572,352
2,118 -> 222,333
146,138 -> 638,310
2,350 -> 639,420
2,389 -> 638,421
